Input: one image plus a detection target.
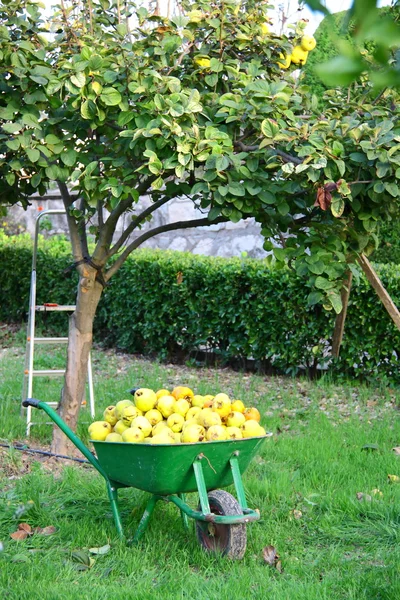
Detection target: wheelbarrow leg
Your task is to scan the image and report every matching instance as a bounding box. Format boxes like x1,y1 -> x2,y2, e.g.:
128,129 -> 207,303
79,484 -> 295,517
178,493 -> 190,532
131,494 -> 160,544
106,482 -> 124,539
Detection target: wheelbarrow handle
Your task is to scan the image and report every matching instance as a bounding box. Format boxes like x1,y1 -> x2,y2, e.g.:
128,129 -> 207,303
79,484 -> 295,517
22,398 -> 41,409
22,398 -> 109,480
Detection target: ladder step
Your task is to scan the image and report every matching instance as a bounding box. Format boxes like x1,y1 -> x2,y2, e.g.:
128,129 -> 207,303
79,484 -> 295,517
29,337 -> 69,344
27,369 -> 66,377
35,305 -> 76,312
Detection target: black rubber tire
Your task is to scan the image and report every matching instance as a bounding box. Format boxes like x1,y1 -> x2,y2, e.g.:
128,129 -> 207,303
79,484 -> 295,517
195,490 -> 247,559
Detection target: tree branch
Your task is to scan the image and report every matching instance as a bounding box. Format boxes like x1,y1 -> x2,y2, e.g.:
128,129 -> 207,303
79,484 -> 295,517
57,181 -> 83,264
107,194 -> 171,259
234,142 -> 303,165
105,216 -> 229,280
93,176 -> 156,261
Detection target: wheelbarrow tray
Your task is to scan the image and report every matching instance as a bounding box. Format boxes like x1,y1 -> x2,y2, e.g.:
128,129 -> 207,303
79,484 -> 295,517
92,436 -> 266,495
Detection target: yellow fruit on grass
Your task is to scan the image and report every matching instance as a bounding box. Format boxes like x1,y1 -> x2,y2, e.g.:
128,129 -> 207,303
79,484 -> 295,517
122,427 -> 145,443
171,386 -> 194,401
226,426 -> 243,440
290,45 -> 308,66
134,388 -> 158,412
114,419 -> 130,435
174,398 -> 191,417
212,393 -> 231,419
167,413 -> 185,433
131,416 -> 152,437
157,395 -> 176,418
231,400 -> 245,413
156,388 -> 170,399
186,406 -> 201,421
241,419 -> 263,438
103,405 -> 118,426
88,421 -> 112,441
191,395 -> 206,408
145,409 -> 163,427
105,432 -> 123,442
226,411 -> 246,428
121,404 -> 142,426
181,424 -> 205,443
300,35 -> 316,51
206,425 -> 227,441
115,399 -> 134,420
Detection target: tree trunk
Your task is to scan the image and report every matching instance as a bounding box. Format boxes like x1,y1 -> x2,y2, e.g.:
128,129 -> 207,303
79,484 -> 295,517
51,266 -> 103,455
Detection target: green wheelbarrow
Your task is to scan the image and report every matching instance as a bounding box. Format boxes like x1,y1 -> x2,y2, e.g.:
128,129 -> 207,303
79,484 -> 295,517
23,398 -> 267,559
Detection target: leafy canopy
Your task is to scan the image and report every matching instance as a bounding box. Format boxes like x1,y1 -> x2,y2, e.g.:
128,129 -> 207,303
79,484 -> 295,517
0,0 -> 399,314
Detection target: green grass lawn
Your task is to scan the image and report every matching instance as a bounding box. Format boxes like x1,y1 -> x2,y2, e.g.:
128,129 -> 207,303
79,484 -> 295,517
0,325 -> 399,600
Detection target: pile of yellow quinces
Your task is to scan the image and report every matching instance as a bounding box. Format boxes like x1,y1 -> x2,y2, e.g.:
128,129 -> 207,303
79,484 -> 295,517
88,386 -> 267,445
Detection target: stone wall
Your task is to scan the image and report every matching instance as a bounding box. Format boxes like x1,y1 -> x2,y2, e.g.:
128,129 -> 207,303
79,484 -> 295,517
8,193 -> 268,259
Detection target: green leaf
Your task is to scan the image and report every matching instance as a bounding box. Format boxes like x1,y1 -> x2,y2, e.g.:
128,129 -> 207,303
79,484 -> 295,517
273,248 -> 286,261
315,276 -> 335,291
71,72 -> 86,88
29,75 -> 48,85
21,113 -> 39,127
210,58 -> 223,73
2,123 -> 21,134
228,182 -> 245,197
6,139 -> 20,151
45,165 -> 61,180
384,182 -> 399,197
215,155 -> 229,171
100,87 -> 122,106
45,134 -> 61,145
277,202 -> 290,216
307,291 -> 324,306
327,292 -> 343,314
315,55 -> 364,87
61,149 -> 77,167
89,54 -> 103,70
261,118 -> 279,139
81,100 -> 97,120
259,191 -> 276,205
205,74 -> 218,86
26,148 -> 40,163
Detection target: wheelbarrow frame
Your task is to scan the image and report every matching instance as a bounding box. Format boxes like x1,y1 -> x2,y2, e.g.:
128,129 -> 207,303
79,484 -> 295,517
23,398 -> 265,545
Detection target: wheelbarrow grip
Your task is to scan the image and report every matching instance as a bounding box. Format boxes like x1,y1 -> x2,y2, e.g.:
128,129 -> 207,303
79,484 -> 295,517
22,398 -> 42,409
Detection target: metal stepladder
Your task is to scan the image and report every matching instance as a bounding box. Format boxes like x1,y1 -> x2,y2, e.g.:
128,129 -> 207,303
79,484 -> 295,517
22,208 -> 95,436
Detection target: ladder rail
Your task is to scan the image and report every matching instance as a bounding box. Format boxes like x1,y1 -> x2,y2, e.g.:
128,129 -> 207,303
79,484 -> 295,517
23,208 -> 96,435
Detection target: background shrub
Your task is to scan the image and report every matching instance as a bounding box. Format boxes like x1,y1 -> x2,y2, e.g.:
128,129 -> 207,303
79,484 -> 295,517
0,232 -> 399,384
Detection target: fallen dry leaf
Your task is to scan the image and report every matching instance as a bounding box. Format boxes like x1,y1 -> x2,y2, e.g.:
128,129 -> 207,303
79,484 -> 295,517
356,492 -> 372,502
37,526 -> 57,536
262,545 -> 280,567
18,523 -> 32,534
10,531 -> 29,541
392,447 -> 400,455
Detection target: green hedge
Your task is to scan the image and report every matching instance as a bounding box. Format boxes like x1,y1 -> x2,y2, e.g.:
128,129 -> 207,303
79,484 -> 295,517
1,232 -> 399,384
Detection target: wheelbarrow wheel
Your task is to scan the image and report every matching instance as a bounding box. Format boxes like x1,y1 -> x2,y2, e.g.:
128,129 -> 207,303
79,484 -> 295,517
195,490 -> 247,559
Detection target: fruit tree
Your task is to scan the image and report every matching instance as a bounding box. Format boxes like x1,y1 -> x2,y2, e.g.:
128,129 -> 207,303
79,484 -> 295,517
1,0 -> 400,453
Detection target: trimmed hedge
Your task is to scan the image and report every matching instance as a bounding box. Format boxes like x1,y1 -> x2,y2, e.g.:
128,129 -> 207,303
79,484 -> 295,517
1,232 -> 399,384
